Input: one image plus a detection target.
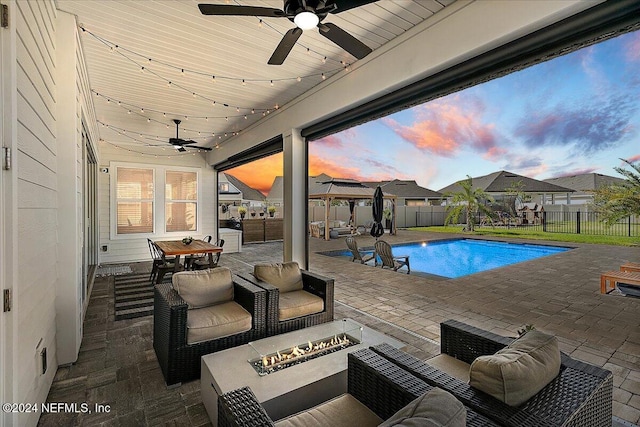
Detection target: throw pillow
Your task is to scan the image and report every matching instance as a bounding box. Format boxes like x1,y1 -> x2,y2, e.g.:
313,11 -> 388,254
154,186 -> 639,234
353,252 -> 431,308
379,387 -> 466,427
254,262 -> 304,293
469,330 -> 561,406
172,267 -> 234,309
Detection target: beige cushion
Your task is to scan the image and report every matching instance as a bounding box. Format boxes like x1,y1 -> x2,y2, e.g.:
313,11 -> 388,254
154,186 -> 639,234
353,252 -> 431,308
172,268 -> 234,309
469,330 -> 561,406
186,301 -> 251,344
379,388 -> 466,427
254,262 -> 304,293
427,354 -> 471,383
275,394 -> 382,427
278,290 -> 324,321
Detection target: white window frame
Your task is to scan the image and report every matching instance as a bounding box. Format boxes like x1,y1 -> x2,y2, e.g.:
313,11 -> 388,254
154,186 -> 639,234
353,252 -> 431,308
109,162 -> 201,240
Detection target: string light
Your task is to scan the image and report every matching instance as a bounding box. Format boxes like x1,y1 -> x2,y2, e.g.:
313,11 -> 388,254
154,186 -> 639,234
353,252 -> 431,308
93,90 -> 265,119
80,26 -> 342,85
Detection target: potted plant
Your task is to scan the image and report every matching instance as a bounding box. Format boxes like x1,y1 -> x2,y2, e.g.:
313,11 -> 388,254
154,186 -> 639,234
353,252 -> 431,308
383,208 -> 392,230
238,206 -> 247,219
268,206 -> 276,217
181,236 -> 193,245
250,210 -> 256,217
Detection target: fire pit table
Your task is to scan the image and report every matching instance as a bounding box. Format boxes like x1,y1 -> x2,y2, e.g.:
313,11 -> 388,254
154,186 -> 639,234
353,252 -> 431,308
201,318 -> 404,425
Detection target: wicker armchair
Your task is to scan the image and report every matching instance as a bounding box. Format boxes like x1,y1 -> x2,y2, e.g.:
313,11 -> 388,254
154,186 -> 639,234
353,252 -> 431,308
153,273 -> 267,386
242,263 -> 334,336
372,319 -> 613,427
217,348 -> 499,427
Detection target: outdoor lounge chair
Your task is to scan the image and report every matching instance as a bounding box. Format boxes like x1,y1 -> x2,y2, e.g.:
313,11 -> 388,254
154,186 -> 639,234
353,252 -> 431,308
620,262 -> 640,272
345,236 -> 375,265
374,240 -> 410,274
218,348 -> 497,427
600,270 -> 640,294
243,262 -> 334,336
372,319 -> 613,427
153,268 -> 267,386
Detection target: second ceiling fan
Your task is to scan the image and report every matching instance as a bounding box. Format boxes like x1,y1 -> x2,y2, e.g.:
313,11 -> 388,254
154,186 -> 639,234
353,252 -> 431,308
198,0 -> 376,65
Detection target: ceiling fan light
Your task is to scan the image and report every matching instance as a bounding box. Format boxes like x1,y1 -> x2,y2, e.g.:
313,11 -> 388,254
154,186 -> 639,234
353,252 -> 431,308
294,11 -> 319,30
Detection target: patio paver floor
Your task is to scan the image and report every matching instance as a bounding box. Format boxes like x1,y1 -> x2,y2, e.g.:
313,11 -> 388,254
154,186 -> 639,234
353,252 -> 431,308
39,230 -> 640,426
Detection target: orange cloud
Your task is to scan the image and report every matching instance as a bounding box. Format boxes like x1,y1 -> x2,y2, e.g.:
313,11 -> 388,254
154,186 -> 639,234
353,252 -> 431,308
627,154 -> 640,163
309,155 -> 365,180
226,153 -> 283,195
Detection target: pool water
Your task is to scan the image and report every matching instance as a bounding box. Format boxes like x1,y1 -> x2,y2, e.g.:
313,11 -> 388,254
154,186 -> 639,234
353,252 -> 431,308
331,239 -> 570,278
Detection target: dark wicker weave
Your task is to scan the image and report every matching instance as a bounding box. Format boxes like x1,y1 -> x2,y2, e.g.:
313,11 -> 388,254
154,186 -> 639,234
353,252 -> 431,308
372,319 -> 613,427
217,348 -> 499,427
153,274 -> 267,386
241,270 -> 334,336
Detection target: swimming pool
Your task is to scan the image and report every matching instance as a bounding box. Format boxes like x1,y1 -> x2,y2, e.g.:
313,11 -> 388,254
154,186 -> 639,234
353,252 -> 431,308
328,239 -> 570,278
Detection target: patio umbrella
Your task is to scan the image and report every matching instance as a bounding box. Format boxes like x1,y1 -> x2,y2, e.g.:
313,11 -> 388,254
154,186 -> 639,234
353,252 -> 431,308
370,186 -> 385,239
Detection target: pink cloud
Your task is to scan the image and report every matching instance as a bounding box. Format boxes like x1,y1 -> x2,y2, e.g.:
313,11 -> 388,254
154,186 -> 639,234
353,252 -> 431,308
624,32 -> 640,62
382,96 -> 500,157
552,167 -> 598,178
483,146 -> 509,161
315,134 -> 343,148
626,154 -> 640,163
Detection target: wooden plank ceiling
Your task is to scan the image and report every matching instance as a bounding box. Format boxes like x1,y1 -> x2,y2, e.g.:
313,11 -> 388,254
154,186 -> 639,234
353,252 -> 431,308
55,0 -> 454,156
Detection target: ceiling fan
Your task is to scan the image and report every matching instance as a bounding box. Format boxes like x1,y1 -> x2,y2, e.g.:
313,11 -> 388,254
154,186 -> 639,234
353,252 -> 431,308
168,119 -> 212,152
198,0 -> 376,65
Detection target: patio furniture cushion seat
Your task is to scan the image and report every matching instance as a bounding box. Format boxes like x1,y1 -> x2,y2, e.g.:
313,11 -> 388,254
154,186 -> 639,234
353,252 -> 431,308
278,290 -> 324,321
426,354 -> 471,383
254,262 -> 304,293
379,387 -> 466,427
172,268 -> 234,308
469,330 -> 560,406
186,301 -> 252,344
275,393 -> 382,427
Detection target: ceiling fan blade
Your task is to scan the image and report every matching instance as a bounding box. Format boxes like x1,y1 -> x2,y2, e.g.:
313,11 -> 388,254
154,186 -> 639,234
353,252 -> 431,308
318,23 -> 372,59
198,4 -> 286,17
268,28 -> 303,65
184,145 -> 213,151
329,0 -> 378,14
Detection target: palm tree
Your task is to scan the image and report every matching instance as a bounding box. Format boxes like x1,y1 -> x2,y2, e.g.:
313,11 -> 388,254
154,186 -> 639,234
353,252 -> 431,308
592,159 -> 640,225
444,176 -> 495,232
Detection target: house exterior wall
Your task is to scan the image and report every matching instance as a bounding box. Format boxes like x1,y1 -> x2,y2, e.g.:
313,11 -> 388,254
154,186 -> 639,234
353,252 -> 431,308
97,143 -> 218,264
1,4 -> 100,423
13,1 -> 59,425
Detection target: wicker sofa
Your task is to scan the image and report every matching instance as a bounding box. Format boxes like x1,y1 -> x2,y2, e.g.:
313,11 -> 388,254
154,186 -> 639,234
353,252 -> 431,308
217,348 -> 499,427
153,271 -> 267,386
372,319 -> 613,427
242,262 -> 334,337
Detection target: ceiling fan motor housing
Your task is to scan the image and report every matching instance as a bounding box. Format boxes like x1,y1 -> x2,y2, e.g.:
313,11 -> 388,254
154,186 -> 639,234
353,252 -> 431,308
284,0 -> 330,22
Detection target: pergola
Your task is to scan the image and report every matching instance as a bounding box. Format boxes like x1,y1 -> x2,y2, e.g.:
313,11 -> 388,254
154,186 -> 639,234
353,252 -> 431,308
308,179 -> 397,240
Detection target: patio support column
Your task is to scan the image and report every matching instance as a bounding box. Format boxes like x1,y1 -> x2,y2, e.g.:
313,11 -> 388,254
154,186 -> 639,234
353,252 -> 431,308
283,129 -> 306,265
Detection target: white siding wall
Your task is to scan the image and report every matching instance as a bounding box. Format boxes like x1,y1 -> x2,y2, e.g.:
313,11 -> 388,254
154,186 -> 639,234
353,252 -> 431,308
98,143 -> 218,264
15,1 -> 58,425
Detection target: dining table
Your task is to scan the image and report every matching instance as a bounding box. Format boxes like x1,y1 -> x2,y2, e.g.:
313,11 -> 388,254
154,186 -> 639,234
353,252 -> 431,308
154,239 -> 223,283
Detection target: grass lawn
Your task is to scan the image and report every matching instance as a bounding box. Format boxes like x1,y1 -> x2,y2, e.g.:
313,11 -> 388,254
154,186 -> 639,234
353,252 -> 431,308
409,226 -> 640,246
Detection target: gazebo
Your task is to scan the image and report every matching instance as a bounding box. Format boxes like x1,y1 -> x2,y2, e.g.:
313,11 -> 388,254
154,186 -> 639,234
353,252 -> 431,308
308,178 -> 397,240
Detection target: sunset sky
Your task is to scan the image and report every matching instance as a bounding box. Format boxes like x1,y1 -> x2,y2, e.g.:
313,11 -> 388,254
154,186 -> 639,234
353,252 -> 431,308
228,30 -> 640,196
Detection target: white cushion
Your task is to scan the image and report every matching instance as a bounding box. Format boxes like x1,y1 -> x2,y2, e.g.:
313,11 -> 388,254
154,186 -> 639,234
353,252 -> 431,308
469,330 -> 561,406
172,268 -> 234,309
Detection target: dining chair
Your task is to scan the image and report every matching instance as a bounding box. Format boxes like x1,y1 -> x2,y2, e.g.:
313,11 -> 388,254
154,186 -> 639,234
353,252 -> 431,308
192,238 -> 225,270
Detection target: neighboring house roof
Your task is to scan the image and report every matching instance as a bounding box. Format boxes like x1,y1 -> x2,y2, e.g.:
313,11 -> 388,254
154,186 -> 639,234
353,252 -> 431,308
266,176 -> 283,200
438,170 -> 574,194
543,173 -> 625,195
223,173 -> 266,202
363,179 -> 442,199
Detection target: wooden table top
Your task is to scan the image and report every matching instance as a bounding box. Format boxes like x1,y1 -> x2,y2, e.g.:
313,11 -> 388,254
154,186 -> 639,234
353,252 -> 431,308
155,240 -> 223,256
